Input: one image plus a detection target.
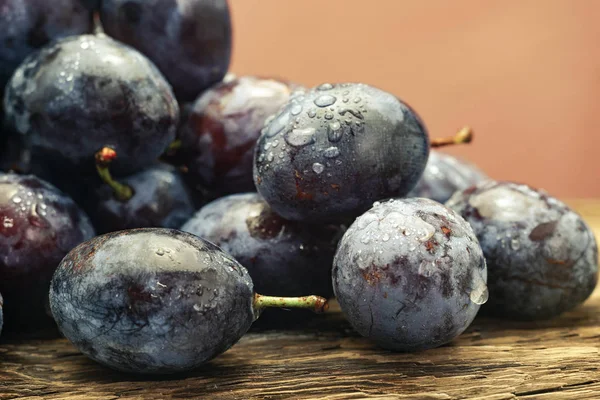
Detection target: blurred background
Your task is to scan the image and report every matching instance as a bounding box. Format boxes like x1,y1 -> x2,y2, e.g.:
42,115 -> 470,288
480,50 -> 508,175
229,0 -> 599,198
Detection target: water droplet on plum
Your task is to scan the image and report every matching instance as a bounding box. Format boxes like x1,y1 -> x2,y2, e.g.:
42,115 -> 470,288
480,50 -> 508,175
312,163 -> 325,174
314,95 -> 337,107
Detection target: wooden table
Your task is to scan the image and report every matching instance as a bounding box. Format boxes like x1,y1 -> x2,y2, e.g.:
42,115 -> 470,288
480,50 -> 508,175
1,201 -> 599,400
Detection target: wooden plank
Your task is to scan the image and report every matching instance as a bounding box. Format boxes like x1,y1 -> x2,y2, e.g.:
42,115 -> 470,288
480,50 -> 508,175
0,201 -> 599,400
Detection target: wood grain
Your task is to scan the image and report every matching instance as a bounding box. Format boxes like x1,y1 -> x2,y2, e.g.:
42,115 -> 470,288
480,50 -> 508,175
0,202 -> 599,400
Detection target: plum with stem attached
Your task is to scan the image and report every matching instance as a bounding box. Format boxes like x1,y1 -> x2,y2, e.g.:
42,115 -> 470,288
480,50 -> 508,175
86,147 -> 196,233
50,228 -> 328,374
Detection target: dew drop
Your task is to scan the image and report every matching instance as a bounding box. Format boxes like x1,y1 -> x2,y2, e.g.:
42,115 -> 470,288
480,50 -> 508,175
37,194 -> 43,200
12,196 -> 22,204
317,83 -> 333,91
314,95 -> 337,107
290,104 -> 303,115
308,109 -> 316,118
360,235 -> 371,244
27,191 -> 33,197
2,217 -> 14,228
312,163 -> 325,174
328,122 -> 343,142
267,152 -> 274,162
324,147 -> 340,158
265,110 -> 290,137
156,249 -> 165,256
335,159 -> 343,165
193,304 -> 202,312
510,239 -> 520,250
353,97 -> 361,103
324,112 -> 334,120
470,285 -> 489,305
382,233 -> 390,242
357,213 -> 378,229
285,128 -> 316,147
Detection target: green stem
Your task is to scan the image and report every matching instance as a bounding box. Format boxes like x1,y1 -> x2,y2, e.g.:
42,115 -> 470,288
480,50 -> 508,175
431,126 -> 473,148
253,294 -> 329,315
168,139 -> 182,152
95,147 -> 134,202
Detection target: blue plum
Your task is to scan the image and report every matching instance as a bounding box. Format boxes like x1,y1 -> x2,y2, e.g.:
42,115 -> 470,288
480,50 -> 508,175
254,83 -> 430,223
3,33 -> 179,176
181,193 -> 339,299
446,181 -> 598,320
100,0 -> 231,101
88,159 -> 196,234
407,150 -> 488,204
333,198 -> 487,351
0,0 -> 92,89
0,172 -> 95,329
50,228 -> 328,374
178,76 -> 303,198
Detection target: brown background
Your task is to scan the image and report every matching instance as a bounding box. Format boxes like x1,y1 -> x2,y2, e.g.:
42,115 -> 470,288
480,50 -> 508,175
228,0 -> 600,198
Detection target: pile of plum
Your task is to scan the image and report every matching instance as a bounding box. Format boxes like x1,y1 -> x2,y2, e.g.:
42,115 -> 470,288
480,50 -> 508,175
0,0 -> 597,375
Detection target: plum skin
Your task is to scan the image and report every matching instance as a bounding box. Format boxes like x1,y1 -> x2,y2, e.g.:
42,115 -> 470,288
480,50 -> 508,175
0,293 -> 3,335
100,0 -> 232,101
254,83 -> 429,223
87,163 -> 196,234
0,172 -> 95,328
332,198 -> 487,351
181,193 -> 338,299
0,0 -> 92,88
446,181 -> 599,320
178,76 -> 302,197
407,150 -> 488,204
49,228 -> 255,374
3,34 -> 179,175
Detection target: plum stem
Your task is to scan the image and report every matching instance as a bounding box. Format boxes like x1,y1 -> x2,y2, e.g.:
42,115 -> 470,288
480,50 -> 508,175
95,147 -> 134,202
430,126 -> 473,148
92,12 -> 105,35
168,139 -> 182,152
253,294 -> 329,315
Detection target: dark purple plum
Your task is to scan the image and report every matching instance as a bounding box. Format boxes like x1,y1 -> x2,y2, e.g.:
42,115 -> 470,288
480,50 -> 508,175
181,193 -> 339,299
178,76 -> 303,197
0,292 -> 3,335
407,150 -> 488,204
78,0 -> 100,10
0,0 -> 92,89
0,132 -> 95,205
0,172 -> 95,329
50,228 -> 328,374
253,83 -> 431,223
1,133 -> 29,173
446,181 -> 598,320
88,151 -> 196,234
333,198 -> 487,351
3,33 -> 179,175
100,0 -> 231,101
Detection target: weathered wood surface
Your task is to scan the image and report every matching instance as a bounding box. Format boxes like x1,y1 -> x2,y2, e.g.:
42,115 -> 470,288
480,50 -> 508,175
0,201 -> 599,400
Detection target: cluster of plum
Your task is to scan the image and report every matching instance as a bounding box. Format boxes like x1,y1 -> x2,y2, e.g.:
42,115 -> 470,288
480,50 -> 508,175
0,0 -> 598,376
